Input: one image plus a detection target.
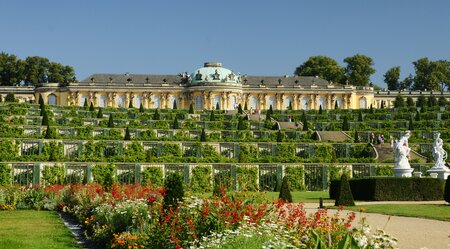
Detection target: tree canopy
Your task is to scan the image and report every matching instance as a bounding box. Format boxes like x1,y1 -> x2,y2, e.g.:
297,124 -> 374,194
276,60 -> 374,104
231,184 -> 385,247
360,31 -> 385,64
294,56 -> 345,83
343,54 -> 376,86
0,52 -> 76,86
412,58 -> 450,91
384,66 -> 401,90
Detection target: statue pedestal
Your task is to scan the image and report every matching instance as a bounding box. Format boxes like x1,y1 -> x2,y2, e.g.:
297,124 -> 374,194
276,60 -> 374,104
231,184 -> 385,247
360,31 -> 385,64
394,168 -> 414,177
427,167 -> 450,180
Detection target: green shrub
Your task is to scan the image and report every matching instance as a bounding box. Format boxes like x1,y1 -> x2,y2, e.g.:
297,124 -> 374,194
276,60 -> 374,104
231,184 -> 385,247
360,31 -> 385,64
376,166 -> 393,176
330,177 -> 444,201
0,164 -> 12,186
278,176 -> 292,203
213,170 -> 233,196
163,172 -> 184,210
141,166 -> 163,188
236,166 -> 258,191
284,166 -> 305,191
124,127 -> 131,140
445,176 -> 450,203
42,164 -> 65,185
41,141 -> 64,161
5,93 -> 15,102
108,113 -> 114,128
190,166 -> 212,193
200,128 -> 207,142
92,164 -> 116,190
334,174 -> 355,206
0,140 -> 19,161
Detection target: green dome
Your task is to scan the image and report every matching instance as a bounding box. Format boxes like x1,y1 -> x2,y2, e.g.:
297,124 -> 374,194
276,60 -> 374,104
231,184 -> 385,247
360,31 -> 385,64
190,62 -> 240,84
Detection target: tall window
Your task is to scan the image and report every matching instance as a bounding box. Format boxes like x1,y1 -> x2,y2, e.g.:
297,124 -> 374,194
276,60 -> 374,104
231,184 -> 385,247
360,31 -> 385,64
133,96 -> 142,108
318,96 -> 326,110
359,97 -> 367,109
284,96 -> 292,109
301,97 -> 309,110
335,97 -> 342,109
214,95 -> 221,109
195,96 -> 203,110
229,95 -> 236,110
116,95 -> 125,108
250,96 -> 258,110
99,95 -> 107,108
267,96 -> 275,110
79,95 -> 88,106
47,94 -> 56,105
169,95 -> 178,109
153,95 -> 161,108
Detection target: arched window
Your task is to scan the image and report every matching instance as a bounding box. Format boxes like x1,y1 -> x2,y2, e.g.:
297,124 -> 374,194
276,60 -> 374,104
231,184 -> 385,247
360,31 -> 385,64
79,95 -> 88,107
284,96 -> 292,109
301,97 -> 309,110
335,97 -> 343,109
214,95 -> 221,109
267,96 -> 275,110
250,96 -> 258,110
318,96 -> 326,110
153,95 -> 161,108
229,95 -> 237,110
99,95 -> 107,107
133,96 -> 142,108
116,95 -> 125,108
195,96 -> 203,110
47,94 -> 56,105
359,97 -> 367,109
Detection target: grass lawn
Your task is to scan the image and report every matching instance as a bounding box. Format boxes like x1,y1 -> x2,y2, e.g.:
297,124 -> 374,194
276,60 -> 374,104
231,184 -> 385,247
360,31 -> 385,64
0,210 -> 80,249
192,191 -> 331,203
336,204 -> 450,222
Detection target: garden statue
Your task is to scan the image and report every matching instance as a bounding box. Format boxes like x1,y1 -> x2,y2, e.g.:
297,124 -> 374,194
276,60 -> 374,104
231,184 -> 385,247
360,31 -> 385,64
428,132 -> 450,179
393,130 -> 414,177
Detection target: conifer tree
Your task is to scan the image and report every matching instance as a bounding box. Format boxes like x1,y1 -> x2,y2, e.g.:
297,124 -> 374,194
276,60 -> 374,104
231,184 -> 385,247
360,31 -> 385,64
445,175 -> 450,203
238,104 -> 243,114
209,110 -> 215,121
188,103 -> 194,114
265,110 -> 271,121
108,113 -> 114,128
342,116 -> 350,131
276,130 -> 283,142
5,93 -> 15,102
215,102 -> 220,111
163,172 -> 185,210
358,111 -> 363,122
44,124 -> 53,139
139,103 -> 144,113
83,99 -> 88,109
97,108 -> 103,118
302,112 -> 308,131
237,117 -> 245,130
89,102 -> 94,112
40,101 -> 45,116
369,104 -> 374,114
380,100 -> 384,109
173,100 -> 177,110
244,102 -> 248,111
173,116 -> 179,129
408,115 -> 414,130
124,127 -> 131,140
38,94 -> 44,106
354,128 -> 359,142
288,101 -> 292,111
335,101 -> 339,110
415,110 -> 421,121
279,176 -> 293,203
335,174 -> 355,206
318,105 -> 323,114
128,100 -> 133,108
269,105 -> 273,115
200,128 -> 207,142
42,110 -> 49,126
153,109 -> 160,120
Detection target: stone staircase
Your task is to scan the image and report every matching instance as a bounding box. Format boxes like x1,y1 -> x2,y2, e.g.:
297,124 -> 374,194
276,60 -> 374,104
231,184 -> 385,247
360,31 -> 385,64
315,131 -> 352,142
374,143 -> 427,163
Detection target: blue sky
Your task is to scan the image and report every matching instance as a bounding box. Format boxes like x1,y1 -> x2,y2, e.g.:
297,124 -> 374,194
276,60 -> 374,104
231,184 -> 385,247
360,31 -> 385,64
1,1 -> 449,87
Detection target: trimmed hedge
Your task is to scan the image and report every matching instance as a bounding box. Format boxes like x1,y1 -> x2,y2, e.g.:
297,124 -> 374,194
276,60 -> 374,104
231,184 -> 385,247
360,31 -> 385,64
330,177 -> 444,201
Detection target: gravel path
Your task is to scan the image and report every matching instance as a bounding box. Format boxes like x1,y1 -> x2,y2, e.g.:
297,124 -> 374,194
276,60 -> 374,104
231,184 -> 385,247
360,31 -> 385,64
304,202 -> 450,249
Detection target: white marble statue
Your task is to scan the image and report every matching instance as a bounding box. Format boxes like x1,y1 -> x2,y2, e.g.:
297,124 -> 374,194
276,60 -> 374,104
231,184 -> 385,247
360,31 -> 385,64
393,131 -> 411,169
393,130 -> 414,177
431,132 -> 448,169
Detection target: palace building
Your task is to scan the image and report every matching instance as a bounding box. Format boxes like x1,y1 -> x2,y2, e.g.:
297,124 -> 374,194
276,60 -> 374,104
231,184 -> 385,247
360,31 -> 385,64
1,62 -> 448,110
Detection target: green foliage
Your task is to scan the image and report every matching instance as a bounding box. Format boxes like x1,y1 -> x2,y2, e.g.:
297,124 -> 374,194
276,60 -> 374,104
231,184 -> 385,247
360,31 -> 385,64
384,66 -> 401,90
237,104 -> 243,114
188,103 -> 194,114
276,130 -> 283,142
163,172 -> 184,210
123,141 -> 145,162
416,95 -> 426,108
108,113 -> 114,128
92,164 -> 116,190
236,166 -> 258,191
393,94 -> 405,108
0,163 -> 12,185
153,109 -> 160,120
124,127 -> 131,140
334,174 -> 355,206
315,144 -> 336,162
44,124 -> 54,139
0,140 -> 19,161
172,116 -> 179,129
406,97 -> 414,107
278,176 -> 293,203
302,112 -> 309,131
408,115 -> 414,130
41,110 -> 49,126
161,143 -> 182,157
41,141 -> 64,161
141,166 -> 163,188
190,166 -> 212,193
237,116 -> 247,130
128,100 -> 133,109
342,115 -> 349,131
427,95 -> 437,107
215,102 -> 220,110
172,100 -> 177,110
358,111 -> 363,122
5,93 -> 15,102
445,176 -> 450,203
42,164 -> 65,185
318,105 -> 323,114
83,99 -> 88,109
438,96 -> 448,107
89,102 -> 94,112
294,56 -> 345,83
139,103 -> 144,113
376,166 -> 393,176
412,58 -> 450,91
344,54 -> 376,86
285,166 -> 305,191
97,108 -> 103,118
209,110 -> 215,121
200,128 -> 207,142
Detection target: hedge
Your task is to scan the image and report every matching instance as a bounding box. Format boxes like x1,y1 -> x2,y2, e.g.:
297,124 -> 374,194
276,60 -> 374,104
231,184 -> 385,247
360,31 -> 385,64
330,177 -> 444,201
284,166 -> 305,191
190,166 -> 212,193
141,166 -> 164,188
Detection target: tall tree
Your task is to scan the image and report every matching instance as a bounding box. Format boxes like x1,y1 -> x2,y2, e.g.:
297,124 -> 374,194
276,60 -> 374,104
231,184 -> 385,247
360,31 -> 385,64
0,52 -> 24,86
412,58 -> 450,91
384,66 -> 401,90
343,54 -> 376,86
393,95 -> 405,108
401,74 -> 414,90
294,56 -> 345,83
